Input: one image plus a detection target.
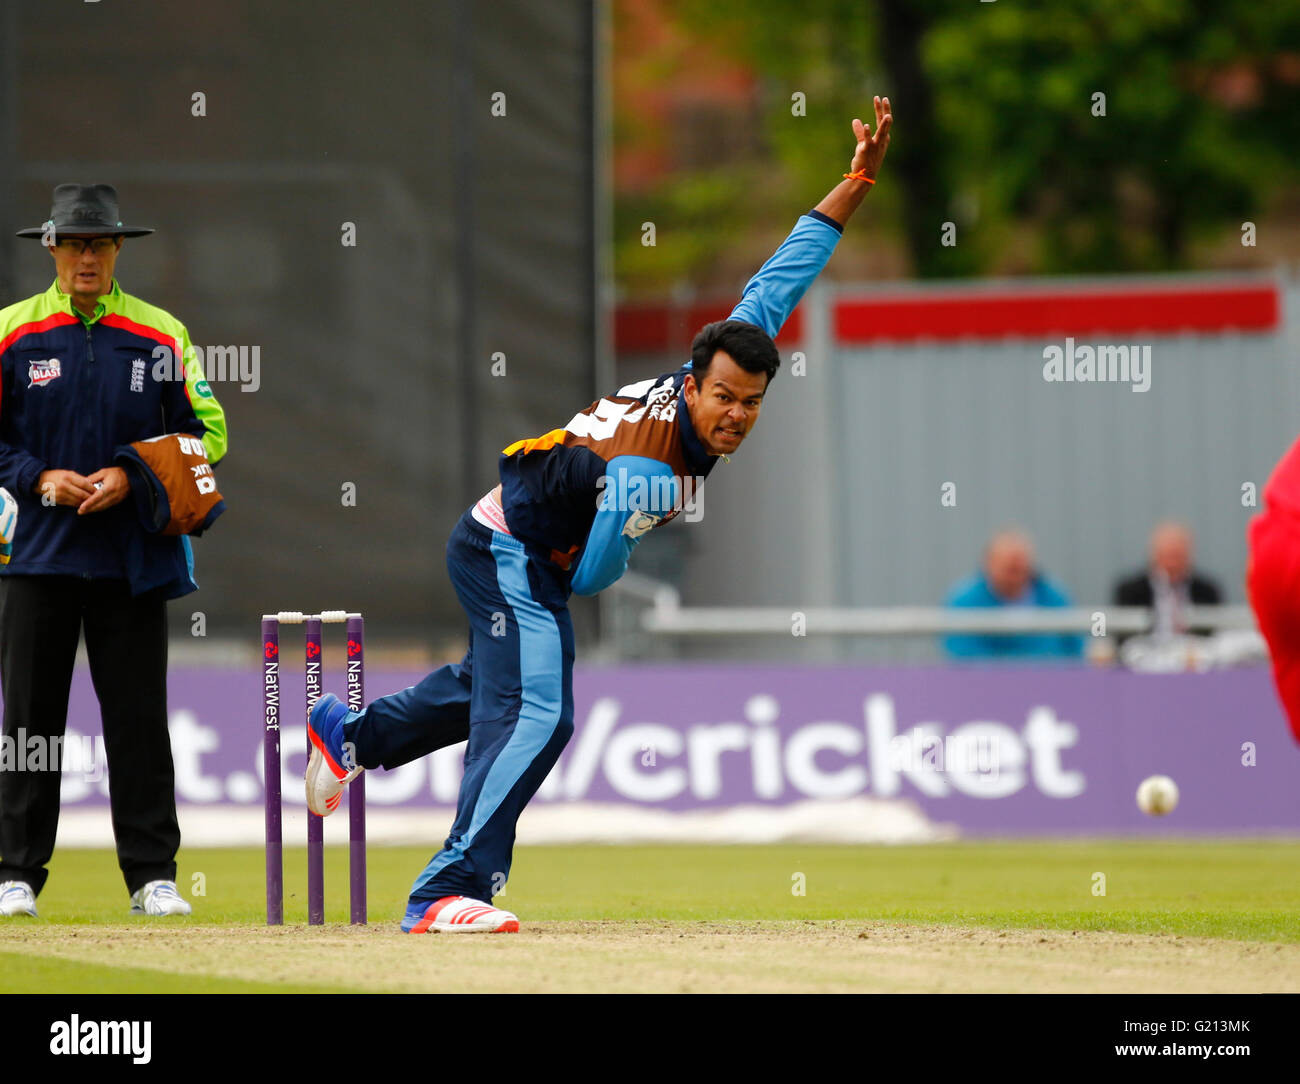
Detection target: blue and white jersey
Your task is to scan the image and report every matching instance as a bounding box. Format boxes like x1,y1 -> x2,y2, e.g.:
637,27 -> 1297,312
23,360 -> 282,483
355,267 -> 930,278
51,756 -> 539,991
497,210 -> 845,594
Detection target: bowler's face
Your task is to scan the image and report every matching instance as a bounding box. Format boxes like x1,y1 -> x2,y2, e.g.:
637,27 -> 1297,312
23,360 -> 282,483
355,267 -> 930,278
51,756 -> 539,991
683,351 -> 769,456
49,234 -> 122,307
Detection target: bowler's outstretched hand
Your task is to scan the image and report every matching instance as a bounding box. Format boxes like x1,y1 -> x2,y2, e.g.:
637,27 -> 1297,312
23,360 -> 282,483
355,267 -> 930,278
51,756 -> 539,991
850,96 -> 892,180
814,95 -> 894,227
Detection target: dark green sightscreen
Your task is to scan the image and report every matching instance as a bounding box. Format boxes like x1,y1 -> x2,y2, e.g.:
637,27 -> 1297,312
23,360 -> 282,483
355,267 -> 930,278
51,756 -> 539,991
0,0 -> 596,640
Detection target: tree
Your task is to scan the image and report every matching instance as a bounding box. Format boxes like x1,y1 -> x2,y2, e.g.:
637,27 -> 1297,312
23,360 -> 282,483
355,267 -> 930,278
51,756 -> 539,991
614,0 -> 1300,285
924,0 -> 1300,271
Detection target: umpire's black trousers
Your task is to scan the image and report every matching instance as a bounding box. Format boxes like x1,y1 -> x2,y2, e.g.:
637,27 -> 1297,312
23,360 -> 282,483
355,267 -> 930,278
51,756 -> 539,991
0,576 -> 178,896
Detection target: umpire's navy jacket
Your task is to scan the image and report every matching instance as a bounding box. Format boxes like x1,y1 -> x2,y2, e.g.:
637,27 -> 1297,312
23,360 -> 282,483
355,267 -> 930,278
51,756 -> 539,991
0,279 -> 228,597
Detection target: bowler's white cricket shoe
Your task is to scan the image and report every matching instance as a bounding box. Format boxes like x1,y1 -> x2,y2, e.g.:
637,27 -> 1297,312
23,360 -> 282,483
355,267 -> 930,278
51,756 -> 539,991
306,693 -> 362,816
130,880 -> 193,916
0,881 -> 37,917
402,895 -> 519,934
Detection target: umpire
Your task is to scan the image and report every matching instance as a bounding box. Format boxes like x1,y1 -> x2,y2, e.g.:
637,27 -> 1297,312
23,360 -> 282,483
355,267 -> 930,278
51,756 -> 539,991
0,185 -> 227,917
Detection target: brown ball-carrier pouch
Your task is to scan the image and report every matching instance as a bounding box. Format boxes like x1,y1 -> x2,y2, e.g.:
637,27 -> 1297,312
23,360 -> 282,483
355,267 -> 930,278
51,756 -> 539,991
114,432 -> 226,536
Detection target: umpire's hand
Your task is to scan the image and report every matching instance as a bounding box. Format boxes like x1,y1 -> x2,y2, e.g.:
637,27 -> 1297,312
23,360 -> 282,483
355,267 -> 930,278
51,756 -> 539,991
78,467 -> 130,514
34,467 -> 129,513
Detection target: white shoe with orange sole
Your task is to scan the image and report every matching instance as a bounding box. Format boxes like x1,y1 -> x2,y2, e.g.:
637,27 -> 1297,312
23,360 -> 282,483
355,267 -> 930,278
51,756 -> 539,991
402,895 -> 520,933
306,693 -> 362,817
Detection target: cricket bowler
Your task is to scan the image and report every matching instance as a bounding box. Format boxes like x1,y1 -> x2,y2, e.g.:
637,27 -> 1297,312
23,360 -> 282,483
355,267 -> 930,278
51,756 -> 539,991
305,98 -> 892,932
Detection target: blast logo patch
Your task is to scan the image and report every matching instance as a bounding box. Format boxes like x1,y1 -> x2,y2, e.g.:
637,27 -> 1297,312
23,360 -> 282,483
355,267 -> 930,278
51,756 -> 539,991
28,359 -> 61,388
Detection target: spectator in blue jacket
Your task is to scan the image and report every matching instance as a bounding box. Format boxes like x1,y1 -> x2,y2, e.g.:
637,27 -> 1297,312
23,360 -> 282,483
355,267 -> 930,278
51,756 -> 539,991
943,530 -> 1084,660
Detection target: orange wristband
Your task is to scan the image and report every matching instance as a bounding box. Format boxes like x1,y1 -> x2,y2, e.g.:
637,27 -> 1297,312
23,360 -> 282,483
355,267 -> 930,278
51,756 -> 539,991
843,169 -> 875,185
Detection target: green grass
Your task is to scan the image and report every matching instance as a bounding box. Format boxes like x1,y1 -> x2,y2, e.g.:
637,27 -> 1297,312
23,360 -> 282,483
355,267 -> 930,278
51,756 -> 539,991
0,951 -> 327,994
4,841 -> 1295,992
22,839 -> 1300,942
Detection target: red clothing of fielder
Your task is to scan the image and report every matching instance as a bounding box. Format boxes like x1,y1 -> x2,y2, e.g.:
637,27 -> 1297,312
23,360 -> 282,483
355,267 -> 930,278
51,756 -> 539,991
1247,435 -> 1300,743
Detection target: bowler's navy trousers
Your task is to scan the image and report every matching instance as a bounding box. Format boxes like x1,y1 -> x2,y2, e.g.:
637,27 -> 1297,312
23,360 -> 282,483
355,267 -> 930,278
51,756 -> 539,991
346,511 -> 575,905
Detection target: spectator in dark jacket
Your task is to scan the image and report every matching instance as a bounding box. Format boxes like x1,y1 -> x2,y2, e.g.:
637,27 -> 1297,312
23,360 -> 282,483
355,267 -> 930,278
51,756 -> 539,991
1113,522 -> 1221,640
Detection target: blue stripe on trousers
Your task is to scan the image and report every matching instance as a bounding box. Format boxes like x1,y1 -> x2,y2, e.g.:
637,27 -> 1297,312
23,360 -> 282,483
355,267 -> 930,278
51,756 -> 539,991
409,524 -> 573,903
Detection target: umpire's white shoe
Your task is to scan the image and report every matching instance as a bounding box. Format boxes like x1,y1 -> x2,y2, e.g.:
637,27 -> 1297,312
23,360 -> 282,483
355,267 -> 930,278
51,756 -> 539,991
130,880 -> 192,916
0,881 -> 37,917
402,895 -> 520,934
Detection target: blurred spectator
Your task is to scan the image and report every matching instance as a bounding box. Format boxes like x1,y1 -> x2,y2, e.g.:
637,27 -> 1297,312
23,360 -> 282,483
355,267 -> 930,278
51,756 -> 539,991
943,530 -> 1084,660
1113,522 -> 1222,640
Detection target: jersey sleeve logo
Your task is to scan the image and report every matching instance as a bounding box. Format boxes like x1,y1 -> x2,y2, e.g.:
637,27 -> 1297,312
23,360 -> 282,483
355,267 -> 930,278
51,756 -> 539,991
622,510 -> 662,540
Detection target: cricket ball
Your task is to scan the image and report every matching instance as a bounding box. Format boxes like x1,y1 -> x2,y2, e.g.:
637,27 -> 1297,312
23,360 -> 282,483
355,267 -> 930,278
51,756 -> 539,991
1136,774 -> 1179,816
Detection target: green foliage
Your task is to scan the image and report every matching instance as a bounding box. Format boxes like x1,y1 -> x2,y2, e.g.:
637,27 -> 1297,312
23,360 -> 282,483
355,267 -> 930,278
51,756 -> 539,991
615,0 -> 887,292
615,0 -> 1300,285
926,0 -> 1296,271
615,168 -> 763,291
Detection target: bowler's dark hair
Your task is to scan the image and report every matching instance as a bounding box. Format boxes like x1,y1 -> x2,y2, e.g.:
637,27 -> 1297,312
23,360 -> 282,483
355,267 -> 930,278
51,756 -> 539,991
689,320 -> 780,386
